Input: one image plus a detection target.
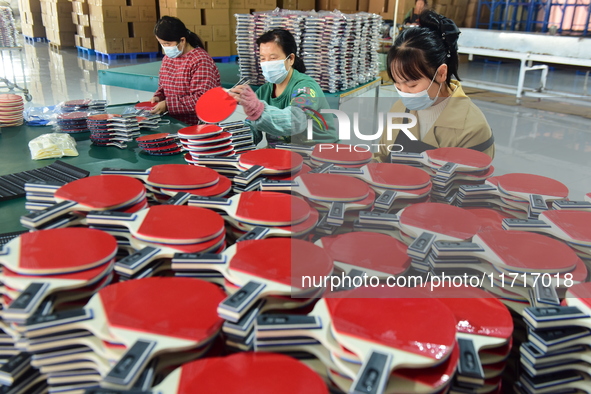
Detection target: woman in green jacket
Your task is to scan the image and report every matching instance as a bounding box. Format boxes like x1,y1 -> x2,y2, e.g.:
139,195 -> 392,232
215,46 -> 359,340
229,29 -> 337,146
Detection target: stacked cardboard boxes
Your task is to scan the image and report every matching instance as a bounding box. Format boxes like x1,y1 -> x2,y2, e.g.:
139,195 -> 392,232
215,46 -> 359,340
72,0 -> 93,49
40,0 -> 77,47
278,0 -> 314,10
316,0 -> 369,13
433,0 -> 468,26
368,0 -> 413,22
19,0 -> 45,38
89,0 -> 158,54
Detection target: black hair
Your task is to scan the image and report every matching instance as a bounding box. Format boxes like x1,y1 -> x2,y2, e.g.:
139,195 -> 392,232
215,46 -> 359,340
256,29 -> 306,73
154,16 -> 204,50
415,0 -> 428,5
387,10 -> 460,87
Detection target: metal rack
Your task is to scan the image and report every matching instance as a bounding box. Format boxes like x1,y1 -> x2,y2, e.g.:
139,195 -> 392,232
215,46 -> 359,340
0,46 -> 32,101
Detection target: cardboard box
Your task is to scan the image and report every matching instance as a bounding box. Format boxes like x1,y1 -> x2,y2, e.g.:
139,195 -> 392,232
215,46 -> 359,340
160,7 -> 169,15
158,0 -> 167,8
201,8 -> 229,25
82,36 -> 94,48
22,23 -> 46,37
195,0 -> 211,7
194,25 -> 212,41
315,0 -> 329,8
141,36 -> 159,51
77,24 -> 92,36
368,0 -> 383,13
90,20 -> 129,37
121,6 -> 140,22
71,11 -> 79,24
433,4 -> 446,15
330,0 -> 356,10
23,11 -> 44,25
75,34 -> 83,47
94,36 -> 124,52
230,0 -> 245,7
297,0 -> 314,9
128,0 -> 156,5
124,37 -> 142,52
49,31 -> 77,46
358,0 -> 369,11
138,5 -> 156,21
131,21 -> 155,36
167,0 -> 194,7
72,1 -> 89,14
89,4 -> 122,22
245,0 -> 260,6
212,24 -> 230,41
79,13 -> 90,25
205,40 -> 230,57
90,0 -> 126,6
52,16 -> 77,31
20,0 -> 42,13
261,0 -> 276,6
168,8 -> 201,25
211,0 -> 230,8
278,0 -> 296,8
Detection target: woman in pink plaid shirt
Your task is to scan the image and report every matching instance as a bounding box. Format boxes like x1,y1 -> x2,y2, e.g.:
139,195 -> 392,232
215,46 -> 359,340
151,16 -> 221,125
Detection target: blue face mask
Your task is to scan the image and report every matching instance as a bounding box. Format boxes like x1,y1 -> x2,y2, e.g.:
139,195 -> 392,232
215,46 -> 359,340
261,56 -> 290,84
395,69 -> 442,111
162,42 -> 183,58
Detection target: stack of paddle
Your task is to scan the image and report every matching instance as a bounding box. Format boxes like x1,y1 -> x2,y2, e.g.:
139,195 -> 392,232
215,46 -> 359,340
276,143 -> 373,168
328,162 -> 433,211
255,286 -> 460,394
101,163 -> 231,204
179,124 -> 235,163
357,202 -> 482,272
135,132 -> 182,156
56,111 -> 90,134
186,191 -> 318,240
136,115 -> 161,130
87,114 -> 140,149
19,175 -> 148,230
15,277 -> 225,391
0,94 -> 24,127
172,237 -> 333,351
502,210 -> 591,267
455,173 -> 569,219
261,172 -> 376,227
519,282 -> 591,393
424,229 -> 586,314
219,120 -> 255,153
390,147 -> 494,204
86,204 -> 226,279
195,148 -> 305,193
61,99 -> 107,113
551,191 -> 591,211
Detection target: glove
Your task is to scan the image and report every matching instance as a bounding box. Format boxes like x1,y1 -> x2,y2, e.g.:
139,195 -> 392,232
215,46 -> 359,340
239,85 -> 265,121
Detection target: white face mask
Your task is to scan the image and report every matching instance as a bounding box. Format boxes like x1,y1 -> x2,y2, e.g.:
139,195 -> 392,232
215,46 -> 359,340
162,42 -> 183,58
261,56 -> 290,84
395,68 -> 442,111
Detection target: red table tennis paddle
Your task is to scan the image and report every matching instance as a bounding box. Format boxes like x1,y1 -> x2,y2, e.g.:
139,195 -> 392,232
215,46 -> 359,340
86,205 -> 225,245
391,147 -> 492,173
102,164 -> 219,190
195,87 -> 237,123
20,175 -> 146,228
329,162 -> 431,190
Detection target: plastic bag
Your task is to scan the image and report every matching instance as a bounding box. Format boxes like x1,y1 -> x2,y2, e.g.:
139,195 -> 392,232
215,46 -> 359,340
24,105 -> 59,126
28,133 -> 79,160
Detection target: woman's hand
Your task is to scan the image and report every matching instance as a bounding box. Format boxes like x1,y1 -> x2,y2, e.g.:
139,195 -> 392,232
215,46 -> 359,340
151,100 -> 167,115
229,85 -> 264,121
150,96 -> 161,104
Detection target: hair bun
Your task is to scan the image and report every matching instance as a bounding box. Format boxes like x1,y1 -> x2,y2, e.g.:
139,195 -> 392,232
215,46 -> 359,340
419,10 -> 461,53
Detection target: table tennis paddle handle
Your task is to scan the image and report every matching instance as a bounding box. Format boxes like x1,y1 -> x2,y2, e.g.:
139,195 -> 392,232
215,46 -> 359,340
20,200 -> 79,227
195,155 -> 240,163
234,165 -> 264,184
358,211 -> 399,226
457,338 -> 485,384
115,247 -> 161,275
502,218 -> 548,230
552,200 -> 591,210
256,314 -> 320,331
521,370 -> 582,389
3,283 -> 50,322
236,227 -> 269,241
163,192 -> 191,206
224,299 -> 264,334
187,195 -> 230,208
24,179 -> 63,192
433,240 -> 484,255
390,151 -> 422,160
532,283 -> 560,306
103,339 -> 156,389
459,184 -> 497,194
24,308 -> 91,331
315,214 -> 338,235
350,351 -> 391,394
407,232 -> 436,260
529,194 -> 549,213
530,326 -> 590,347
525,306 -> 588,324
0,352 -> 32,385
308,163 -> 334,174
373,190 -> 397,212
172,252 -> 225,266
327,202 -> 345,226
218,281 -> 266,323
328,166 -> 364,175
259,178 -> 293,191
86,210 -> 136,225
